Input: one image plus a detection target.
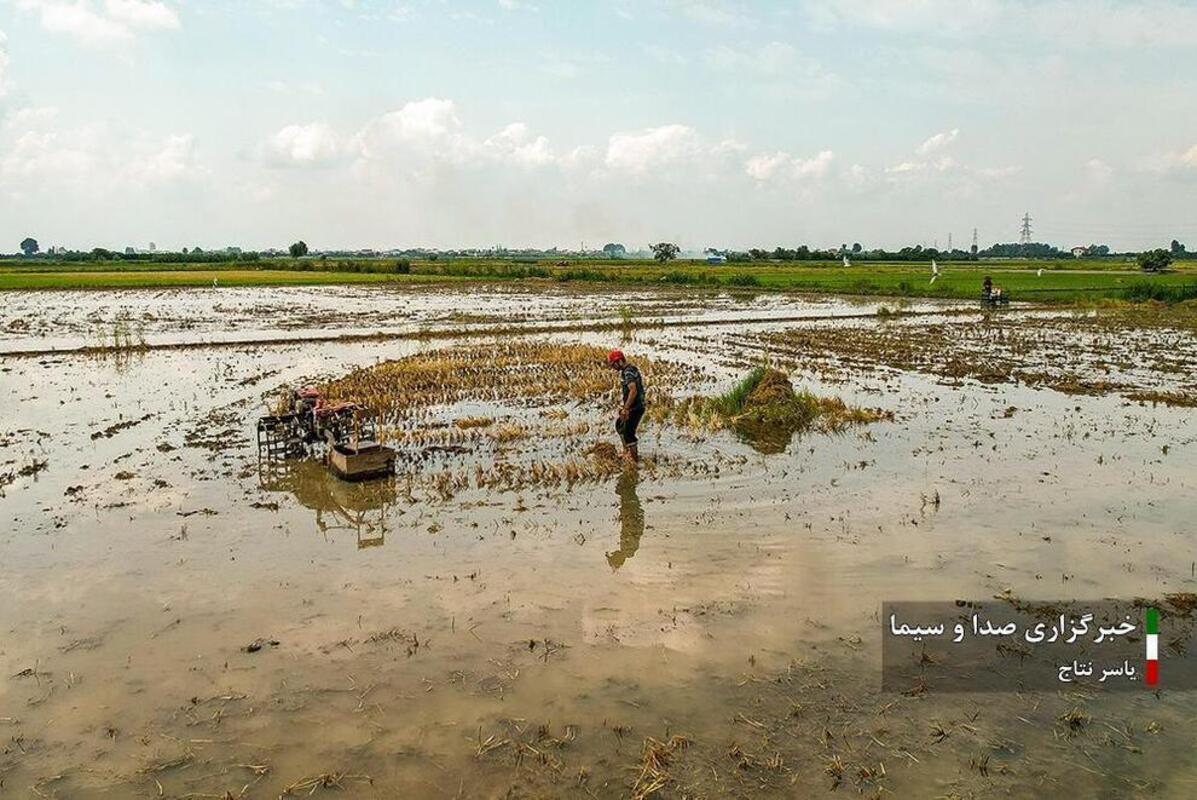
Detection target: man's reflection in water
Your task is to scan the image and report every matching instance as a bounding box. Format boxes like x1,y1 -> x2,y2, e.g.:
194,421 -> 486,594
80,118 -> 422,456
606,470 -> 645,570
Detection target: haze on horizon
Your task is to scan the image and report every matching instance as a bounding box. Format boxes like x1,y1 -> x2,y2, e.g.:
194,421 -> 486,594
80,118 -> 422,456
1,0 -> 1195,254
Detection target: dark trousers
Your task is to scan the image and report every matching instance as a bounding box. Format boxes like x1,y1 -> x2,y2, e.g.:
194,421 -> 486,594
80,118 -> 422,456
616,406 -> 644,446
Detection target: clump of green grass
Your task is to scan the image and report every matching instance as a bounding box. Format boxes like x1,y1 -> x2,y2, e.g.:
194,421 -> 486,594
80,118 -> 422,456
1122,280 -> 1197,304
710,365 -> 768,416
656,366 -> 890,454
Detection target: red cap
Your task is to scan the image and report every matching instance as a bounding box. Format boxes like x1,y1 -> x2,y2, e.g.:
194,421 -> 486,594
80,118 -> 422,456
606,349 -> 624,364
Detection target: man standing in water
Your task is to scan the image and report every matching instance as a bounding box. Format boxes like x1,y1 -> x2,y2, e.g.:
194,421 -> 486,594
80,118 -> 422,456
607,349 -> 645,465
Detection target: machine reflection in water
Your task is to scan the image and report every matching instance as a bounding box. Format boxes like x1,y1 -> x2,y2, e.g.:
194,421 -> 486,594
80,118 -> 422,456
258,459 -> 397,549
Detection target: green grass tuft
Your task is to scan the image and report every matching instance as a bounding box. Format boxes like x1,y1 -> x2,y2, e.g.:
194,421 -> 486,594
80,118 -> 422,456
1122,280 -> 1197,303
710,365 -> 768,416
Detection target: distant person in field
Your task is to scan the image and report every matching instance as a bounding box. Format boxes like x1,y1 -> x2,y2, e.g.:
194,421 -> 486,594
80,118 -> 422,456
983,275 -> 993,296
606,349 -> 645,465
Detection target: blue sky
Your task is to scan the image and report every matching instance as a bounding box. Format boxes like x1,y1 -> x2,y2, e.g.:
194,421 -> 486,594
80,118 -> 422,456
1,0 -> 1195,252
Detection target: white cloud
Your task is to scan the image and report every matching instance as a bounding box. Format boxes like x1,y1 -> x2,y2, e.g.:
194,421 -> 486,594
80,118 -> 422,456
886,128 -> 964,174
745,149 -> 834,182
1142,144 -> 1197,176
364,98 -> 460,146
882,127 -> 1018,190
104,0 -> 180,30
560,144 -> 600,171
351,97 -> 484,172
917,127 -> 959,156
271,103 -> 748,183
266,100 -> 560,176
262,123 -> 347,167
15,0 -> 179,47
845,163 -> 871,184
886,155 -> 956,175
483,122 -> 554,167
127,133 -> 204,184
17,0 -> 131,46
1,127 -> 100,181
0,113 -> 203,190
605,124 -> 702,175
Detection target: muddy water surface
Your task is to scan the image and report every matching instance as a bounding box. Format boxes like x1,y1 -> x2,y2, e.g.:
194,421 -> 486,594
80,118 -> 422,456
1,285 -> 1196,798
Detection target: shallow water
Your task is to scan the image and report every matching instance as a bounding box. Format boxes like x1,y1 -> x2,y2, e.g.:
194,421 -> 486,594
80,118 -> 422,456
1,285 -> 1196,798
0,283 -> 958,354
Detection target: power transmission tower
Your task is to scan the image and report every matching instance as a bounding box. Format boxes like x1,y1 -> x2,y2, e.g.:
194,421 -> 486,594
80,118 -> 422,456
947,233 -> 953,252
1020,212 -> 1033,245
971,228 -> 978,259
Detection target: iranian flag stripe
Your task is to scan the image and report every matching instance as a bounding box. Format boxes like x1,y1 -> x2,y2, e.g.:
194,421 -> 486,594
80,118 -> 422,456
1145,607 -> 1160,687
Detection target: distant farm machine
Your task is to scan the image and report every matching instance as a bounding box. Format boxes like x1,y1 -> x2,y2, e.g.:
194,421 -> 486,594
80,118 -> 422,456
257,387 -> 395,481
981,288 -> 1011,308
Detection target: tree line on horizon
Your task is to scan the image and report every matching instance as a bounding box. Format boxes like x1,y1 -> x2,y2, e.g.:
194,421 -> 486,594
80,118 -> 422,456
6,236 -> 1192,263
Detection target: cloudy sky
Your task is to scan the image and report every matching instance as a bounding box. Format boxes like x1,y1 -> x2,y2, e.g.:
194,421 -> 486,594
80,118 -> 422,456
1,0 -> 1195,252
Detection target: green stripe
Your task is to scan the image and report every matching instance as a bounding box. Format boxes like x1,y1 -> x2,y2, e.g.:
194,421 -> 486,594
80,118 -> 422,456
1146,607 -> 1159,635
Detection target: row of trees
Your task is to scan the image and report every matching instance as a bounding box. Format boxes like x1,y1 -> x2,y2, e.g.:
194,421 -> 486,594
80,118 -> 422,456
11,237 -> 1192,266
646,240 -> 1184,271
17,248 -> 258,264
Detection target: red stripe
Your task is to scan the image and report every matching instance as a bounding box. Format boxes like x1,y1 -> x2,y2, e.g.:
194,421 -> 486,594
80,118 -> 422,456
1146,660 -> 1159,687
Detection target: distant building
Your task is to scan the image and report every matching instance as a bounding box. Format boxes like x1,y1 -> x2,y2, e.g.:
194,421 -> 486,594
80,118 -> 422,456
706,254 -> 727,265
125,246 -> 136,255
1071,246 -> 1088,258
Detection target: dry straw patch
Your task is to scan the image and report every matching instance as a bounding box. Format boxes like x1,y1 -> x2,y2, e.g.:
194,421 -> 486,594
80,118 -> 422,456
321,341 -> 698,423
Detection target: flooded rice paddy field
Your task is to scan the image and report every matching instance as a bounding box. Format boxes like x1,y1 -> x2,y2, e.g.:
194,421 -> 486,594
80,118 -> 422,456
0,284 -> 955,354
1,285 -> 1196,798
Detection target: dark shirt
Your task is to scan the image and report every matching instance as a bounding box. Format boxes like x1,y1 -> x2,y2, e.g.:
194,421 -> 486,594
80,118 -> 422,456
620,364 -> 645,410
